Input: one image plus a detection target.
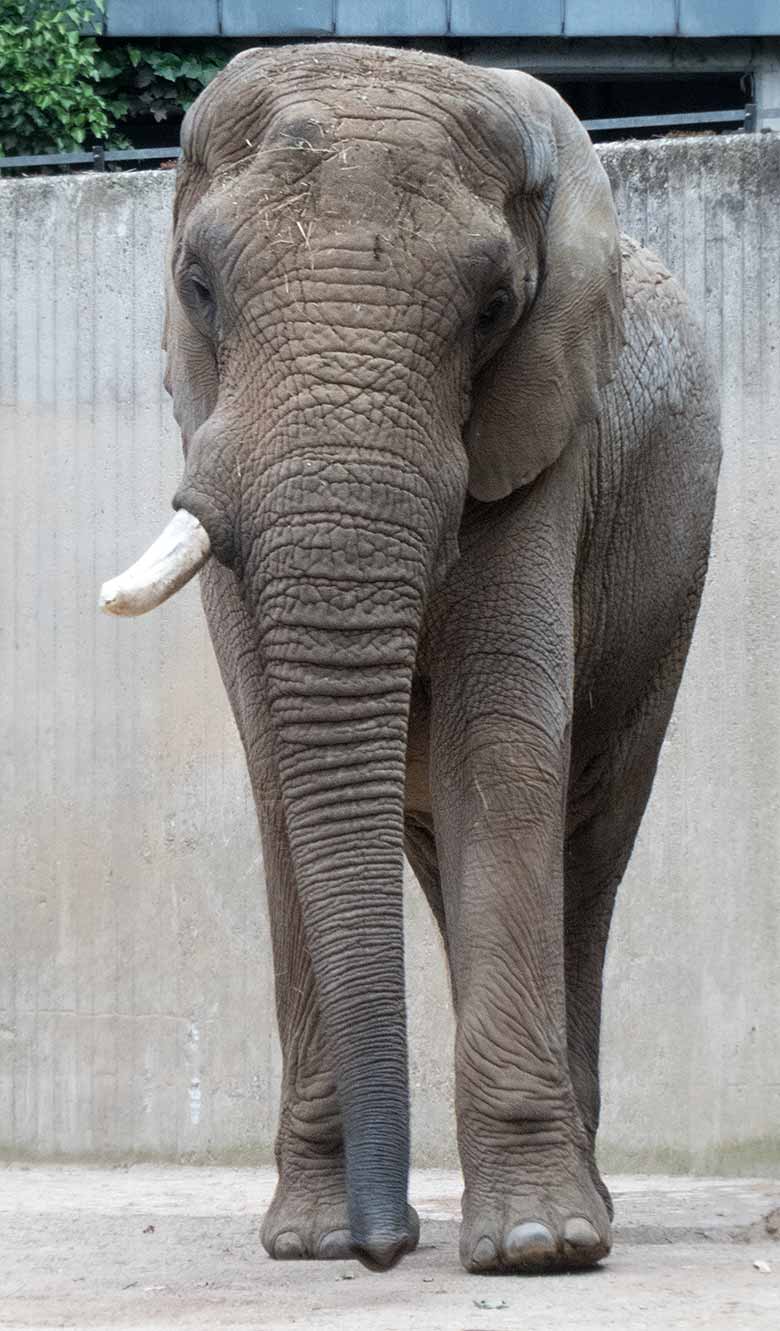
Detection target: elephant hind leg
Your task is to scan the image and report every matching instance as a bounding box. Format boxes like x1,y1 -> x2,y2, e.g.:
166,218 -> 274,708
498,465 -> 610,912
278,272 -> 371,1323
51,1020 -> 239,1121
405,815 -> 447,938
563,836 -> 621,1221
565,637 -> 698,1216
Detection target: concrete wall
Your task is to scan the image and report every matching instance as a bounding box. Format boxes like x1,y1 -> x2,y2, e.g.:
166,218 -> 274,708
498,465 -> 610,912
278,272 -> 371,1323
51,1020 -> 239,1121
1,135 -> 778,1172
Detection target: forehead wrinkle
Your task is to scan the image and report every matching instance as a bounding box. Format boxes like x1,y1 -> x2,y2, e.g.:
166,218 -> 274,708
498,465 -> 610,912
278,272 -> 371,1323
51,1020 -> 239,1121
243,84 -> 520,199
192,139 -> 510,301
183,50 -> 550,210
183,77 -> 525,296
252,138 -> 458,228
272,90 -> 504,199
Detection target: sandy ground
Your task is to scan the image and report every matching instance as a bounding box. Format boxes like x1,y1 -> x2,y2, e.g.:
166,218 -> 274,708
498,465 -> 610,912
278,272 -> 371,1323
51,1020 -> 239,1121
0,1166 -> 778,1330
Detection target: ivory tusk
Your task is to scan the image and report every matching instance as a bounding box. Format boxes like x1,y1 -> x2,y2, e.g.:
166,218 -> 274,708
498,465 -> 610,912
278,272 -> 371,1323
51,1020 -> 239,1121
99,509 -> 211,617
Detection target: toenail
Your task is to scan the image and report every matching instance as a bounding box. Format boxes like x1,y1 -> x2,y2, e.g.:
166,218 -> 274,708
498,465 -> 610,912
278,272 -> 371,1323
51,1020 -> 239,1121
563,1217 -> 602,1250
471,1236 -> 498,1268
273,1230 -> 306,1259
317,1229 -> 352,1260
505,1221 -> 557,1264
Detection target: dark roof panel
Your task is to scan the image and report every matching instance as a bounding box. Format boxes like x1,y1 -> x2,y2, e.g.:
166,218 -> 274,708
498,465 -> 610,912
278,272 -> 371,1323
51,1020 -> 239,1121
92,0 -> 780,37
106,0 -> 220,35
337,0 -> 447,36
679,0 -> 779,36
566,0 -> 677,36
450,0 -> 562,37
222,0 -> 334,34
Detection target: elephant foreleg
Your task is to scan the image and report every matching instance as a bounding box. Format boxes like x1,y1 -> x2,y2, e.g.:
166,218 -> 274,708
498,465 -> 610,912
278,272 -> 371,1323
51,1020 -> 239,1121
432,722 -> 610,1274
428,500 -> 611,1274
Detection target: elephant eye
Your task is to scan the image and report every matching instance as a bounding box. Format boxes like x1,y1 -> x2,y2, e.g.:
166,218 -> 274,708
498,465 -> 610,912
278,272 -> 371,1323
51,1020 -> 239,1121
181,266 -> 217,332
476,288 -> 514,335
191,275 -> 212,304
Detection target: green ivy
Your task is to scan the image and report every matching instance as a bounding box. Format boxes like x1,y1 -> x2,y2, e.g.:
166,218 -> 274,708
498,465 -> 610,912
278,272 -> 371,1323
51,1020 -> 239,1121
0,3 -> 233,162
0,1 -> 113,155
94,42 -> 231,131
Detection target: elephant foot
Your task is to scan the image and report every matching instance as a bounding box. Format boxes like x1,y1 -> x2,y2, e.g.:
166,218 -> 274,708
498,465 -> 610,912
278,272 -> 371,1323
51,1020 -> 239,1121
261,1170 -> 352,1261
460,1161 -> 611,1274
261,1171 -> 420,1263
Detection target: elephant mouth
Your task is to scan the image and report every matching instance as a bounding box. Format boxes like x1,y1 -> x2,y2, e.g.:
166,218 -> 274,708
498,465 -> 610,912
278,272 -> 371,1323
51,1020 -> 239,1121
98,508 -> 211,617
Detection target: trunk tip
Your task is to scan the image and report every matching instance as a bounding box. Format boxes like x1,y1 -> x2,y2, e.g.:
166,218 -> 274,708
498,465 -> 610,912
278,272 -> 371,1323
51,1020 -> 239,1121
352,1232 -> 415,1272
350,1206 -> 419,1272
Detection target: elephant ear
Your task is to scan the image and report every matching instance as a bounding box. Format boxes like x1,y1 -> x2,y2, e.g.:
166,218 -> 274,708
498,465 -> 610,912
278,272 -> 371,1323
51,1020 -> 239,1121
160,149 -> 214,426
466,73 -> 624,502
161,48 -> 277,417
161,223 -> 219,440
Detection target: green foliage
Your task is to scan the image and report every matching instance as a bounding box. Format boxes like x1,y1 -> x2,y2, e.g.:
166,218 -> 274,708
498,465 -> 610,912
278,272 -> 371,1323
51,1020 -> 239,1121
0,2 -> 113,155
0,4 -> 231,162
94,42 -> 229,130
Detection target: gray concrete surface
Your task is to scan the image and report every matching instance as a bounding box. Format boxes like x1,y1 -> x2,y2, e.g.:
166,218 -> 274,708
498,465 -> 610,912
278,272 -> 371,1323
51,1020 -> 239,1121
0,1167 -> 778,1330
753,46 -> 780,132
1,134 -> 779,1171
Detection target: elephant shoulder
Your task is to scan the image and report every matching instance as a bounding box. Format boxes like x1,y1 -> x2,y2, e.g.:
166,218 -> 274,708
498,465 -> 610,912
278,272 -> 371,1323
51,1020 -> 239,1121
619,234 -> 679,305
611,234 -> 719,442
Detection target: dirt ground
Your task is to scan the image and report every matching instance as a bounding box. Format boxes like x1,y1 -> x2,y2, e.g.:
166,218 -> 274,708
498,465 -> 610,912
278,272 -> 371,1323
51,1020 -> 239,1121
0,1166 -> 778,1330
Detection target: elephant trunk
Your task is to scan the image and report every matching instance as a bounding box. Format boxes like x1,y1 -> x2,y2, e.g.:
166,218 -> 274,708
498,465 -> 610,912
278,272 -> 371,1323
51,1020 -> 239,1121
235,450 -> 433,1268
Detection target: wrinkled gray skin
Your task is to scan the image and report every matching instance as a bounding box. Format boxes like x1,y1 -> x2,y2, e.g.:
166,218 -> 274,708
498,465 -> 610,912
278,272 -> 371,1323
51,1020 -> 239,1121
162,44 -> 720,1274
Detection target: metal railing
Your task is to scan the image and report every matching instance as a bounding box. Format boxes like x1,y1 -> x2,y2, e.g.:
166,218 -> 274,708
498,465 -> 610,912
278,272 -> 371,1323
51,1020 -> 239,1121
0,105 -> 758,172
0,145 -> 182,171
583,107 -> 756,133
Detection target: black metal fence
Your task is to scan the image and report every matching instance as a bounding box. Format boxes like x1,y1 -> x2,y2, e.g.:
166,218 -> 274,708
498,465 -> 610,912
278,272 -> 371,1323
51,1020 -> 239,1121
0,105 -> 756,173
0,146 -> 182,172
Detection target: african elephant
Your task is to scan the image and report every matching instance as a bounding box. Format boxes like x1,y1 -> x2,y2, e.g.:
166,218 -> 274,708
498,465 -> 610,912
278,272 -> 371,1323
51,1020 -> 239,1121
100,44 -> 720,1275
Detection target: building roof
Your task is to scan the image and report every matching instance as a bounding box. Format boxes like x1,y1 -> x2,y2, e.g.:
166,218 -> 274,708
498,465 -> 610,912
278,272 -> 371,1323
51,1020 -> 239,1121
92,1 -> 779,40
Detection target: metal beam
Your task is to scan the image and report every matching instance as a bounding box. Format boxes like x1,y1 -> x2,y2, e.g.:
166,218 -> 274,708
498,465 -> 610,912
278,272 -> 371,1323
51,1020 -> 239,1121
464,35 -> 768,74
583,109 -> 747,131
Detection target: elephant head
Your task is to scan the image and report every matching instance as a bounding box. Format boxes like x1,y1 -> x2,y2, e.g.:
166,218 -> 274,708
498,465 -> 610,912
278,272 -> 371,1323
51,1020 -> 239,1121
100,45 -> 622,1267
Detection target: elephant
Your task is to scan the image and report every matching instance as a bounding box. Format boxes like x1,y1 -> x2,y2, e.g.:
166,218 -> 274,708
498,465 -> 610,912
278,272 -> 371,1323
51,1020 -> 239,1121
100,44 -> 720,1276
